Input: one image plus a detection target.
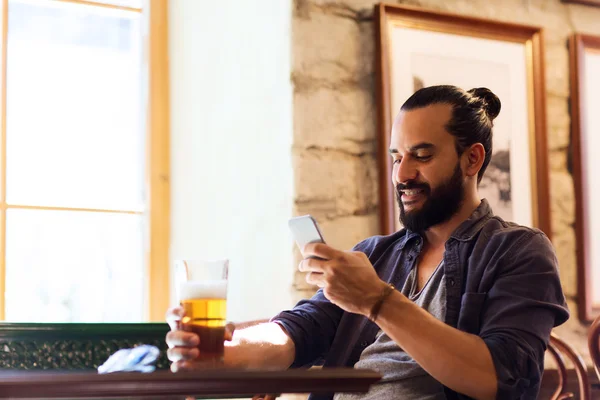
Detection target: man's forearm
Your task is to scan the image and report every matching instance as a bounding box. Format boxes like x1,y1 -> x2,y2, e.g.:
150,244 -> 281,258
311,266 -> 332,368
375,291 -> 497,400
224,322 -> 295,370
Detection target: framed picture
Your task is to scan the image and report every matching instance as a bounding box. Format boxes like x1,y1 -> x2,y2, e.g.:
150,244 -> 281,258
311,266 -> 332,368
569,34 -> 600,322
562,0 -> 600,7
374,3 -> 551,238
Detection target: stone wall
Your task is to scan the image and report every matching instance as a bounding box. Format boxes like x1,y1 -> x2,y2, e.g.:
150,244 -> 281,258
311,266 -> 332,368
291,0 -> 600,365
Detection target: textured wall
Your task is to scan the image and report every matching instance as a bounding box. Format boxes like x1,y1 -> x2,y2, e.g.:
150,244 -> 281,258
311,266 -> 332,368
291,0 -> 600,365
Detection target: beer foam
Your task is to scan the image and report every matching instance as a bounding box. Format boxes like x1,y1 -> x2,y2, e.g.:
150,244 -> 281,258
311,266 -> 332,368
179,280 -> 227,300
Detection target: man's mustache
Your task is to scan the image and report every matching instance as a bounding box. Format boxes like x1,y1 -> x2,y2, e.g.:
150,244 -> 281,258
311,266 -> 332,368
396,182 -> 430,192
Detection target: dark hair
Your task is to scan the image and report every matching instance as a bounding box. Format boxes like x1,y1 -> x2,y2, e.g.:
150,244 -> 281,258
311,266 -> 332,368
400,85 -> 501,183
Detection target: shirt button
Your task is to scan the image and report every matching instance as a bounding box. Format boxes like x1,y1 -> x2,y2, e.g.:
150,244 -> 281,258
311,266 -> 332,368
449,278 -> 456,287
361,341 -> 368,347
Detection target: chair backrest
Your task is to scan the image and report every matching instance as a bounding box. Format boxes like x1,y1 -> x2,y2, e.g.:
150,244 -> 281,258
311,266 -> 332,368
588,314 -> 600,383
546,332 -> 591,400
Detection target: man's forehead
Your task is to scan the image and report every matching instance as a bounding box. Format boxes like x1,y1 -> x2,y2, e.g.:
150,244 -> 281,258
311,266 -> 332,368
391,104 -> 453,145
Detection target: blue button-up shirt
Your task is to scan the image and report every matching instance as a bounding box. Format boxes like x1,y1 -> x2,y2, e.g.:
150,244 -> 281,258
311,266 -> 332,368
273,200 -> 569,400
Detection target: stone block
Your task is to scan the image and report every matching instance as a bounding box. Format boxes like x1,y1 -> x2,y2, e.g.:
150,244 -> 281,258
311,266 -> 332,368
293,269 -> 314,292
569,4 -> 600,37
552,226 -> 577,297
290,287 -> 318,306
309,0 -> 380,14
549,149 -> 568,172
294,87 -> 376,155
547,125 -> 570,154
320,213 -> 380,250
293,149 -> 379,217
294,0 -> 311,19
293,12 -> 365,84
414,0 -> 526,23
357,21 -> 375,81
531,9 -> 573,47
546,95 -> 570,150
550,171 -> 575,229
545,44 -> 569,97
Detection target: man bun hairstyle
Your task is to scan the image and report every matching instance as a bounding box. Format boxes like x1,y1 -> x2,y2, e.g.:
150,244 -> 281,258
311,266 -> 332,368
400,85 -> 501,183
468,87 -> 501,120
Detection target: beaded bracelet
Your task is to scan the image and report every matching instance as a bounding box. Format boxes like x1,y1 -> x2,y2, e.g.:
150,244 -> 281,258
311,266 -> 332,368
368,283 -> 395,322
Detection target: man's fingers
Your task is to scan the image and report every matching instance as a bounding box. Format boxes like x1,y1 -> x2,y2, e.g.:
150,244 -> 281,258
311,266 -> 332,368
170,360 -> 200,373
166,306 -> 185,331
306,272 -> 325,288
298,257 -> 327,273
303,242 -> 340,260
167,347 -> 200,363
252,395 -> 278,400
166,330 -> 200,348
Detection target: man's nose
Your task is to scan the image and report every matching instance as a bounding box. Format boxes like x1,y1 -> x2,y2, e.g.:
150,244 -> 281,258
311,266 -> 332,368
394,158 -> 418,184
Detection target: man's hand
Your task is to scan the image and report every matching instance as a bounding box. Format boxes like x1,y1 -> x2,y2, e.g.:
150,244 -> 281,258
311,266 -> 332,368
165,306 -> 234,372
299,243 -> 387,316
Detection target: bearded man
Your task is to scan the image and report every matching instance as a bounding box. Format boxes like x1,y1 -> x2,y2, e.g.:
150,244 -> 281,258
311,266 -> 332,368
166,85 -> 569,400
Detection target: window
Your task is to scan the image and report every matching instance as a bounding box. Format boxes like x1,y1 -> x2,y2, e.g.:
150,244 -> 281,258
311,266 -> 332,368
0,0 -> 169,322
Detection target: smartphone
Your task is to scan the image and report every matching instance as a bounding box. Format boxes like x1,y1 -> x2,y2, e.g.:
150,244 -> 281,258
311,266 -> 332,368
288,215 -> 326,255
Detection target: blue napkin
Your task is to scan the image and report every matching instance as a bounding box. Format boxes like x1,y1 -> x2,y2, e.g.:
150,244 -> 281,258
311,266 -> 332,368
98,344 -> 161,374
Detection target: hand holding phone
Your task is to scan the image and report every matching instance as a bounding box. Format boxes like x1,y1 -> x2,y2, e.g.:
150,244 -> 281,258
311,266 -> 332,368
288,215 -> 326,259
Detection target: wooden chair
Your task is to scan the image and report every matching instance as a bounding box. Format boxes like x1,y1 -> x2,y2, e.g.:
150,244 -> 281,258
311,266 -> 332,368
546,332 -> 591,400
588,314 -> 600,383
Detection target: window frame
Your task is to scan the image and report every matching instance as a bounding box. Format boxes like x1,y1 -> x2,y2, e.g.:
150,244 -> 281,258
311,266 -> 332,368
0,0 -> 170,322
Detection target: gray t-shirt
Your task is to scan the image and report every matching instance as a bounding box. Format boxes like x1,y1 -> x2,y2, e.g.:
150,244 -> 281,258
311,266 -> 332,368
335,262 -> 447,400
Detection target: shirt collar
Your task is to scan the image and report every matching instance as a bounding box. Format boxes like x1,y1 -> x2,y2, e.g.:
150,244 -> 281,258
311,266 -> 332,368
449,199 -> 494,241
397,229 -> 421,250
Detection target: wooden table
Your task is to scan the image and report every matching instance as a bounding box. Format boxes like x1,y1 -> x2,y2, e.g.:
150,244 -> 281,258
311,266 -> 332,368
0,368 -> 381,399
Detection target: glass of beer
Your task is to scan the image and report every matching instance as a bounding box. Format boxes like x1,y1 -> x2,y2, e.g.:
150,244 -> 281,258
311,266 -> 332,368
175,259 -> 228,364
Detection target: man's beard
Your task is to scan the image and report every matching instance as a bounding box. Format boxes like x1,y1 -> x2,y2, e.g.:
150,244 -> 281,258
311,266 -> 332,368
396,163 -> 465,233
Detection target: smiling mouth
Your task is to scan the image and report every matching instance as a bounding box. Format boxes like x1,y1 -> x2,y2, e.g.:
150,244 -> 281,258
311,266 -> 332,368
401,189 -> 426,203
401,189 -> 424,196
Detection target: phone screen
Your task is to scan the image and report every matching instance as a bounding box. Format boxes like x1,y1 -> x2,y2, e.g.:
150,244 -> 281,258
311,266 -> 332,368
288,215 -> 326,251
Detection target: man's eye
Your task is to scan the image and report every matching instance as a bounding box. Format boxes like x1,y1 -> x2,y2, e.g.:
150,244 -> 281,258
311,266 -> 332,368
393,158 -> 402,165
415,155 -> 431,161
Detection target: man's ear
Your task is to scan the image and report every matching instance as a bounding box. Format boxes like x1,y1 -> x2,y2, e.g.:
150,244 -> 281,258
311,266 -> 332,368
463,143 -> 485,178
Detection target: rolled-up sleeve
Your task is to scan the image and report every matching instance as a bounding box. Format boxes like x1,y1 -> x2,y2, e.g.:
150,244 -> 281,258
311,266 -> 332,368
271,289 -> 343,368
479,231 -> 569,399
